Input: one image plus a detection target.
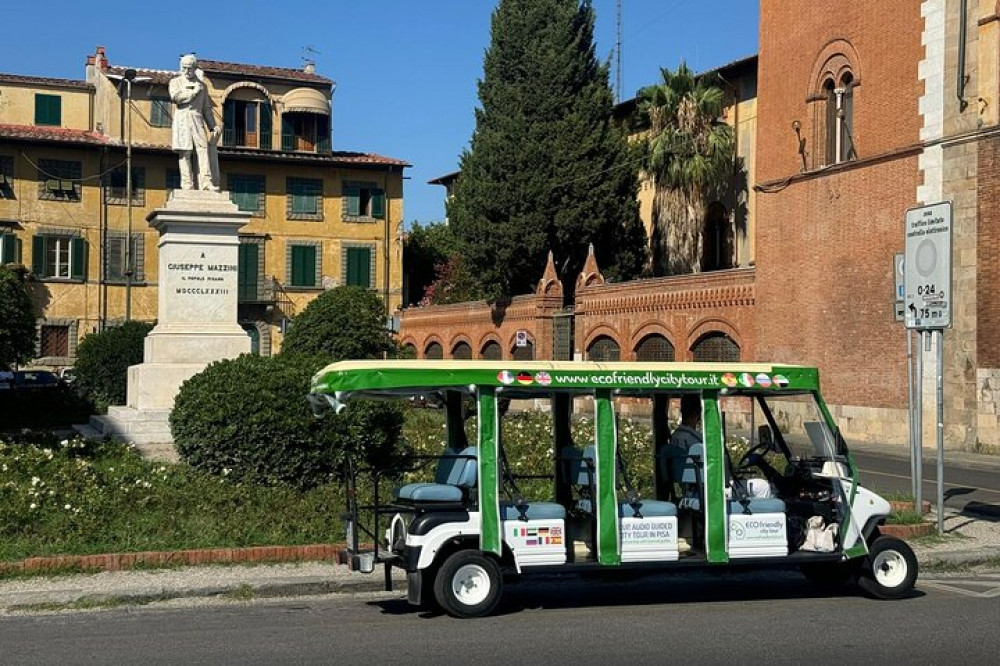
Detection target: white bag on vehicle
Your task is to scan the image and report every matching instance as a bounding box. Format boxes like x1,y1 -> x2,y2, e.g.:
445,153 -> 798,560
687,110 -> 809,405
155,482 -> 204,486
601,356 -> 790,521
801,516 -> 838,552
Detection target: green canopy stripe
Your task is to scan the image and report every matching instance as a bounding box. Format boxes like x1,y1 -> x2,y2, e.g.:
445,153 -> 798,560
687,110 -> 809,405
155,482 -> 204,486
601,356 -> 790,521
702,392 -> 728,563
477,387 -> 501,555
595,390 -> 621,565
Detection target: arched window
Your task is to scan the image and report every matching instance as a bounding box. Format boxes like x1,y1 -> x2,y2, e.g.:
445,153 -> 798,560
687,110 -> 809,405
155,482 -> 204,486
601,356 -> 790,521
691,333 -> 740,363
635,334 -> 675,362
823,72 -> 855,165
424,341 -> 443,359
511,339 -> 534,361
702,202 -> 733,272
452,341 -> 472,359
587,335 -> 620,362
222,90 -> 272,149
481,341 -> 503,360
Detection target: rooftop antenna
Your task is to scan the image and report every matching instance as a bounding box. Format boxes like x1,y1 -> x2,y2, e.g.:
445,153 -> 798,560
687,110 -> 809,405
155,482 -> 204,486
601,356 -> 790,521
615,0 -> 622,103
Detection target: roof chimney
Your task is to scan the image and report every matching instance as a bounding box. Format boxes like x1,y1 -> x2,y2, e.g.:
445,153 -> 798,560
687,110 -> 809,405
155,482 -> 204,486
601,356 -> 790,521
303,61 -> 316,75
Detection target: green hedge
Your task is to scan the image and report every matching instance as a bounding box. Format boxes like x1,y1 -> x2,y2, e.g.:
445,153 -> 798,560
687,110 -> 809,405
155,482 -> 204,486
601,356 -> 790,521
0,385 -> 93,431
74,321 -> 153,413
171,353 -> 407,488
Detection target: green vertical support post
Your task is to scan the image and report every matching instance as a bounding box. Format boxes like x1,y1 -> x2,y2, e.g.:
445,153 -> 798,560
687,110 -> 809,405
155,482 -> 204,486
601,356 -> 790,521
553,392 -> 573,506
701,391 -> 729,563
652,394 -> 670,500
594,390 -> 621,566
477,387 -> 501,555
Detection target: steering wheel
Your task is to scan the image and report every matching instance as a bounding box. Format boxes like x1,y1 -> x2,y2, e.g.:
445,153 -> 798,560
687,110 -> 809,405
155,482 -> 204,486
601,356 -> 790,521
736,441 -> 774,473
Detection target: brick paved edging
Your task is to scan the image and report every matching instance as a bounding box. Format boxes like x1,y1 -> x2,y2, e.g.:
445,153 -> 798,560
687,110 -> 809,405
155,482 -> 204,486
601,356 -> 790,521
0,544 -> 346,575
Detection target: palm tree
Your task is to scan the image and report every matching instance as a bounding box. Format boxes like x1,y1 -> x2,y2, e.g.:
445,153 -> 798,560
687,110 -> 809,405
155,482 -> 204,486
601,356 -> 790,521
639,63 -> 735,276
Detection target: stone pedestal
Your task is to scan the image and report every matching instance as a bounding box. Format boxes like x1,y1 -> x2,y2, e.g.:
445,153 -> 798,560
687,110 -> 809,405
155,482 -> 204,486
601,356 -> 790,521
84,190 -> 251,457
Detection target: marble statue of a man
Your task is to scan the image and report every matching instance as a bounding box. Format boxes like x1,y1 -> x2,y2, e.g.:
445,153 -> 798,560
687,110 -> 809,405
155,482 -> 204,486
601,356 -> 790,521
169,54 -> 221,191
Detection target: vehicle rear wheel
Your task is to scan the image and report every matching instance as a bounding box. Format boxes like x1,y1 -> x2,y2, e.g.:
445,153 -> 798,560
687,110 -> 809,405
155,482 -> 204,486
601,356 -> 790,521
433,550 -> 503,618
857,536 -> 918,600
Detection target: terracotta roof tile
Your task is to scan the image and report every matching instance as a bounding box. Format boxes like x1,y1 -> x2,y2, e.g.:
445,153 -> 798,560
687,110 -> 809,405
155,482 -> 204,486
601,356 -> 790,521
0,73 -> 92,90
198,59 -> 333,85
0,124 -> 111,145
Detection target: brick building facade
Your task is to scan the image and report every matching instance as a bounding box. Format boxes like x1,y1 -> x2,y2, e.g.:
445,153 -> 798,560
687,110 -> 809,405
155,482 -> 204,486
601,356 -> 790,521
401,0 -> 1000,452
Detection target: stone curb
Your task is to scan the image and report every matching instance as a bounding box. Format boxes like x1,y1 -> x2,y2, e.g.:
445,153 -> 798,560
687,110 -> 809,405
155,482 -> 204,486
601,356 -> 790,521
0,544 -> 346,576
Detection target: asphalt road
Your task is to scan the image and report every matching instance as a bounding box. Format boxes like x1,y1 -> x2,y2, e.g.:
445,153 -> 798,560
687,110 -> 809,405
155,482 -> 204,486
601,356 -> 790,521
853,450 -> 1000,516
2,571 -> 999,665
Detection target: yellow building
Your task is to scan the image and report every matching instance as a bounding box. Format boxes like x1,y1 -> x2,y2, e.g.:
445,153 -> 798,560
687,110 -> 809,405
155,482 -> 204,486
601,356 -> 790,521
0,46 -> 408,366
612,54 -> 758,271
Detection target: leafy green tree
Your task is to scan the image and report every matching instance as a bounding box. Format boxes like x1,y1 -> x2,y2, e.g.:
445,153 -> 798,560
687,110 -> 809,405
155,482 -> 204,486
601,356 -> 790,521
638,62 -> 736,275
0,267 -> 36,370
74,321 -> 153,412
448,0 -> 646,302
403,221 -> 460,305
280,286 -> 396,360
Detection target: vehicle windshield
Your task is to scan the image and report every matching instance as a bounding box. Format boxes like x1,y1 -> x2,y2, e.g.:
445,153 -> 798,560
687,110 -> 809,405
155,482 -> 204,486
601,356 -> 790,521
721,391 -> 842,464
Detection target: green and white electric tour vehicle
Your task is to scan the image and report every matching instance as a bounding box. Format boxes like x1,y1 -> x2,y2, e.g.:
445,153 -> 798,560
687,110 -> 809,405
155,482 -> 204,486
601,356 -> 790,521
309,360 -> 917,618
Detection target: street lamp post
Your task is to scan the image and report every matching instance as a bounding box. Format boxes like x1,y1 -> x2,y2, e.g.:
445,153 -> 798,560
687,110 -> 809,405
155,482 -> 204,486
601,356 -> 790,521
106,69 -> 150,322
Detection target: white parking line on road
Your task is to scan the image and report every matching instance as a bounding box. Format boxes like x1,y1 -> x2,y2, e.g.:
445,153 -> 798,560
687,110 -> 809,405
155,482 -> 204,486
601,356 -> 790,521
919,579 -> 1000,598
857,468 -> 1000,495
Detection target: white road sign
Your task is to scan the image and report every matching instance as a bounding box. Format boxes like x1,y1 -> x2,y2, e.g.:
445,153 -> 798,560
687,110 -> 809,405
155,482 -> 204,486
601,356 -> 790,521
904,201 -> 952,329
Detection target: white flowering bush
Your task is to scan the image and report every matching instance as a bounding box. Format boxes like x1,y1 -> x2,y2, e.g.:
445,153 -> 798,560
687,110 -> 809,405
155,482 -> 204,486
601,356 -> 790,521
0,431 -> 345,562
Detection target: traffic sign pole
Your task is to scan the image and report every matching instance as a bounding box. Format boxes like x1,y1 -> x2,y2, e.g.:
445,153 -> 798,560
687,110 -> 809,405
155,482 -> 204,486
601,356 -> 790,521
915,331 -> 924,513
936,330 -> 945,535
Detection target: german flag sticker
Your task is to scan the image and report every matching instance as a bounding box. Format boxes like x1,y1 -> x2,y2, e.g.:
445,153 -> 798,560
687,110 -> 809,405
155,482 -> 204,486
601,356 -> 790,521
516,371 -> 534,385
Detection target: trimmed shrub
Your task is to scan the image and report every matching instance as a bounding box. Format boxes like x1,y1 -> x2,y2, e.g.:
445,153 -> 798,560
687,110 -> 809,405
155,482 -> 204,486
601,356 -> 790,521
171,353 -> 407,487
0,385 -> 93,431
74,321 -> 153,413
280,286 -> 397,360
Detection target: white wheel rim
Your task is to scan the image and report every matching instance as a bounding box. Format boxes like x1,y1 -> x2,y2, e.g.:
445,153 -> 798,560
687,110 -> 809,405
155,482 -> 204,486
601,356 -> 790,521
452,564 -> 491,606
873,550 -> 908,588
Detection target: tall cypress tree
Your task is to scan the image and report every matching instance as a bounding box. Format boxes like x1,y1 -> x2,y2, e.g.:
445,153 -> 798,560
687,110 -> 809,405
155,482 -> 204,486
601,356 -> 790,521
449,0 -> 646,302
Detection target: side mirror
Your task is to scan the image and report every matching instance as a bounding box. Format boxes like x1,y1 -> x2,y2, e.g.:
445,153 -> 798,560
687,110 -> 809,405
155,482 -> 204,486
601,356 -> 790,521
757,425 -> 774,450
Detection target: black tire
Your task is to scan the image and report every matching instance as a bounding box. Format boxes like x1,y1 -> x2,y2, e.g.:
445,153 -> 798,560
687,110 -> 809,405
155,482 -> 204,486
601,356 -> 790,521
799,560 -> 858,588
857,536 -> 918,600
432,550 -> 503,618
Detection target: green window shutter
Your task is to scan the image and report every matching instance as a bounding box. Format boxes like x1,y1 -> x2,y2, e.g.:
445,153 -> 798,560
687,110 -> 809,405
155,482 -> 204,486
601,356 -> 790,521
238,242 -> 259,300
371,189 -> 386,218
346,247 -> 371,287
281,116 -> 294,151
260,103 -> 273,150
290,180 -> 307,214
70,237 -> 87,280
345,186 -> 360,216
32,235 -> 46,276
291,245 -> 316,287
223,101 -> 236,146
35,94 -> 61,126
1,233 -> 15,264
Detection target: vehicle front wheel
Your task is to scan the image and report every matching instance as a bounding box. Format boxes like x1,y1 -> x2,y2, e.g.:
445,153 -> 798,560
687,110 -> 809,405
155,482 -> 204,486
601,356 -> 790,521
432,550 -> 503,618
857,536 -> 918,600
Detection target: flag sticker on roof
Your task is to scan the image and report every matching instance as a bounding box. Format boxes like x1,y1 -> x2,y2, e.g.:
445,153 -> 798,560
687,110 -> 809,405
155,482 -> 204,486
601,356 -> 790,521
739,373 -> 755,388
755,373 -> 772,388
535,371 -> 552,386
721,373 -> 738,387
516,372 -> 534,385
772,374 -> 789,388
497,370 -> 515,385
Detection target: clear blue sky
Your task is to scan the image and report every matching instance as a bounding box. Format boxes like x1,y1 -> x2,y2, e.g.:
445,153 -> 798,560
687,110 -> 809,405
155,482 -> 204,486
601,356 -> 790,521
0,1 -> 758,226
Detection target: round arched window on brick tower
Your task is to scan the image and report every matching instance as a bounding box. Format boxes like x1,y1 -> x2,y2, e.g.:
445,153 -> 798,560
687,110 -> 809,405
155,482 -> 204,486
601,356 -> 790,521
587,335 -> 621,362
452,341 -> 472,359
424,341 -> 443,359
808,40 -> 860,169
481,340 -> 502,360
691,332 -> 740,363
635,334 -> 676,362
